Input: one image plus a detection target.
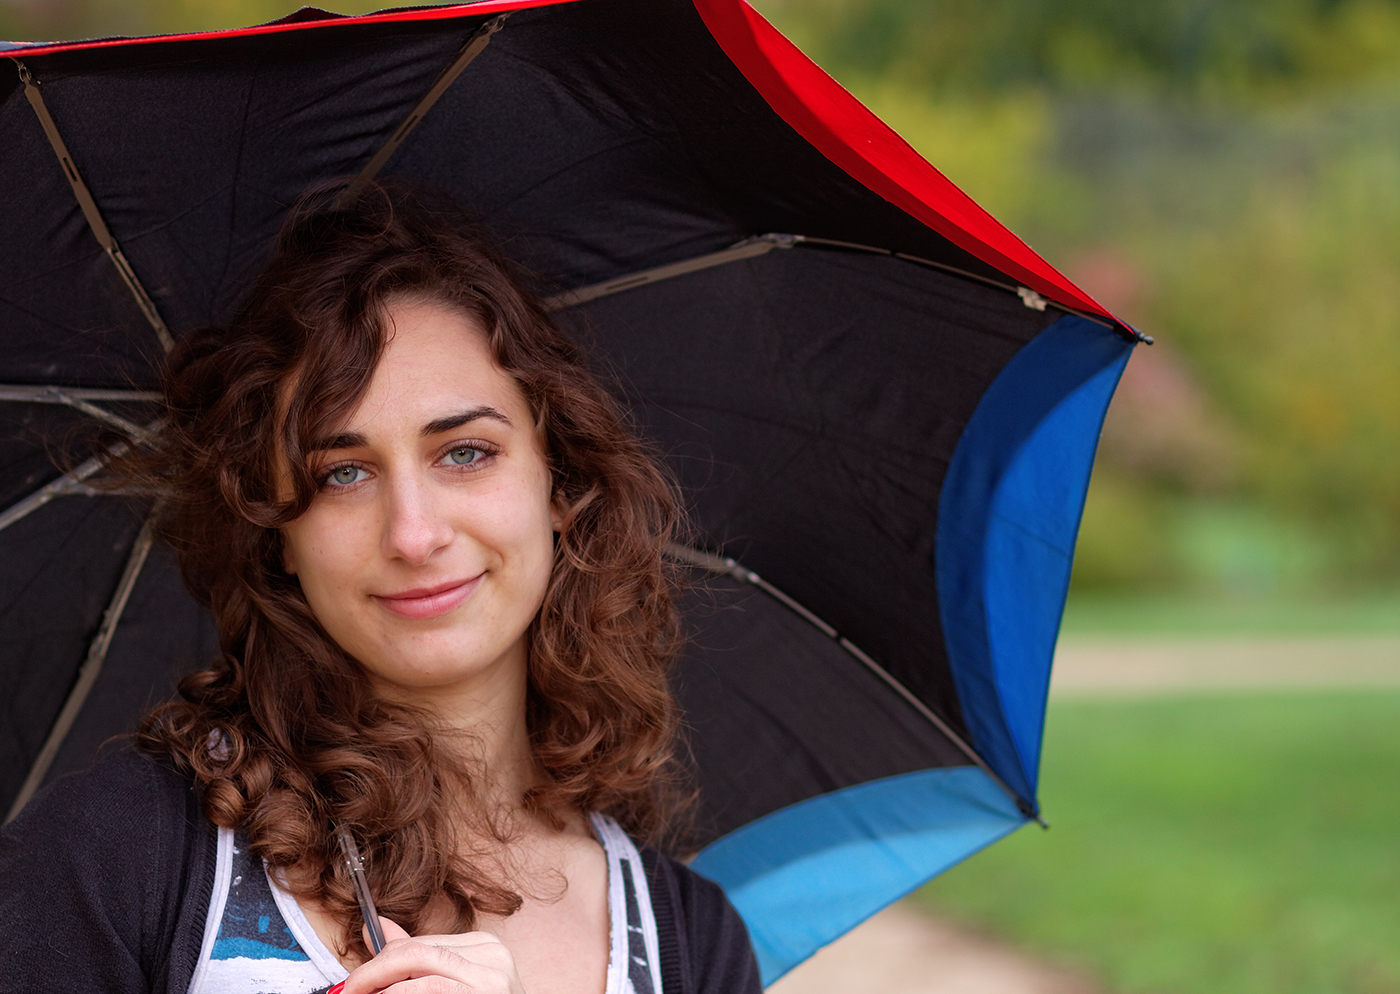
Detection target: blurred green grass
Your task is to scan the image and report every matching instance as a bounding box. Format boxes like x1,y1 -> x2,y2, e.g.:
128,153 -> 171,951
914,692 -> 1400,994
1060,587 -> 1400,637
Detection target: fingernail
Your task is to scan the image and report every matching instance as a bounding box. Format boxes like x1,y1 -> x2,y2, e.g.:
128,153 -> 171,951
328,983 -> 345,994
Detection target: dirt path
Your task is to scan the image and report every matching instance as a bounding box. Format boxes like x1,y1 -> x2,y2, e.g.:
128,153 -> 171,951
767,635 -> 1400,992
770,904 -> 1102,994
1051,634 -> 1400,693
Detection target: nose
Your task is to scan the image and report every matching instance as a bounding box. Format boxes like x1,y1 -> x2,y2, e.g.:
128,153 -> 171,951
382,473 -> 454,566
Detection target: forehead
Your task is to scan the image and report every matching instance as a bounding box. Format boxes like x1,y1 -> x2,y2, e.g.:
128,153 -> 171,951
345,298 -> 530,427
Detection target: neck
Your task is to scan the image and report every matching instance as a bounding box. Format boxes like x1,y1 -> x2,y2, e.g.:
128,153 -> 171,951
370,639 -> 538,811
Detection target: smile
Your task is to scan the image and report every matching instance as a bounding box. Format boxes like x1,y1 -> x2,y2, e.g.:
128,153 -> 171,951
373,576 -> 482,620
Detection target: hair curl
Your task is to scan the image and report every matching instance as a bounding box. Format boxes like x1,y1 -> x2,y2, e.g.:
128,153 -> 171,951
119,183 -> 687,958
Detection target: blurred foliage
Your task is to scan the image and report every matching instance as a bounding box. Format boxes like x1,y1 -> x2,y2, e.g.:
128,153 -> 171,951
758,0 -> 1400,595
758,0 -> 1400,102
917,692 -> 1400,993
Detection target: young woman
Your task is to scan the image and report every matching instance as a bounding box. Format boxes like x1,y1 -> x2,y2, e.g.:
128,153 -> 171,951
0,186 -> 760,994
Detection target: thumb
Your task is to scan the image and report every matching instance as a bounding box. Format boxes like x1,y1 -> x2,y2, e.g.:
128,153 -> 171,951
364,916 -> 412,951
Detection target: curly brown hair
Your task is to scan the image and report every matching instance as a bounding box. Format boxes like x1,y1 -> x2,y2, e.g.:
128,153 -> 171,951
123,183 -> 687,957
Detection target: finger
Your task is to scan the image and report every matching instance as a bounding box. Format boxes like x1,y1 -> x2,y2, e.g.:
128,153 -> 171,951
367,978 -> 511,994
394,930 -> 506,951
380,933 -> 515,974
335,919 -> 411,994
340,938 -> 516,993
359,915 -> 411,959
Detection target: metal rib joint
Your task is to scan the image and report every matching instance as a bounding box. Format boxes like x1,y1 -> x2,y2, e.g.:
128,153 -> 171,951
14,60 -> 174,353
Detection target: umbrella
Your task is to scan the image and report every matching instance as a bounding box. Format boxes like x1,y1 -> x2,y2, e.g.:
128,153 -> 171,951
0,0 -> 1141,983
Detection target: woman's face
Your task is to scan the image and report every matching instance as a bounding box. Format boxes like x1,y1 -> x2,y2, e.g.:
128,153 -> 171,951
280,298 -> 561,707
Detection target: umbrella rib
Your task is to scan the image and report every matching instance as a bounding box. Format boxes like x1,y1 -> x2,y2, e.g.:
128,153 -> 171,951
664,541 -> 1041,822
13,61 -> 175,354
542,232 -> 1005,311
0,417 -> 162,534
4,514 -> 158,824
0,386 -> 161,404
334,13 -> 511,209
542,235 -> 800,310
544,232 -> 1140,344
799,236 -> 1138,340
0,384 -> 159,442
0,456 -> 104,533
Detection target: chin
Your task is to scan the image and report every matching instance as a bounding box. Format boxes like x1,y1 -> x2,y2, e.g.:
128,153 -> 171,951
361,641 -> 523,692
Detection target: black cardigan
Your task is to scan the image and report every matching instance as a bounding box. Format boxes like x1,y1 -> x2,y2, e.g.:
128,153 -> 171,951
0,751 -> 760,994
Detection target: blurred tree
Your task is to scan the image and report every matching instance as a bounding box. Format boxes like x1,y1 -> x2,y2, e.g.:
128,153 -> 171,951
759,0 -> 1400,102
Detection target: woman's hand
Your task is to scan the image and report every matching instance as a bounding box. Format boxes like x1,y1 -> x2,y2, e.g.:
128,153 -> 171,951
332,918 -> 527,994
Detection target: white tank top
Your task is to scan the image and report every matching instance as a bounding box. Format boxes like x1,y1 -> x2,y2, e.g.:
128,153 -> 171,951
186,813 -> 662,994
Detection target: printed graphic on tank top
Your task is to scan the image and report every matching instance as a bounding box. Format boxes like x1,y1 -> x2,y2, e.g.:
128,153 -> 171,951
187,815 -> 663,994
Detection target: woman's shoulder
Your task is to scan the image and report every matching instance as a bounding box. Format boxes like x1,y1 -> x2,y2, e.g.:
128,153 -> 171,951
2,748 -> 210,862
0,748 -> 218,994
10,746 -> 196,820
640,847 -> 762,994
3,746 -> 209,852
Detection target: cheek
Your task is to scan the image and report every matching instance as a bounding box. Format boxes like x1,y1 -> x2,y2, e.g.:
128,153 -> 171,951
474,463 -> 557,546
283,517 -> 371,609
478,485 -> 558,597
280,534 -> 298,575
481,502 -> 555,574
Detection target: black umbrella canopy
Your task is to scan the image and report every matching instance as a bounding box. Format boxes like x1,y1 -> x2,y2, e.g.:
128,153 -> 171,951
0,0 -> 1135,979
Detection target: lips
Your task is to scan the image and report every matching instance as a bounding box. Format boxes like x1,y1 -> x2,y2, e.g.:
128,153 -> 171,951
373,575 -> 481,620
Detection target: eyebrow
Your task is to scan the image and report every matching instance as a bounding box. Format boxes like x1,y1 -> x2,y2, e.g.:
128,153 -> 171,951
420,405 -> 513,437
309,406 -> 513,453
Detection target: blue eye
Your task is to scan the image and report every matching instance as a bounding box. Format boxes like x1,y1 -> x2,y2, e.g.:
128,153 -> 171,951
326,465 -> 367,486
446,446 -> 484,466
